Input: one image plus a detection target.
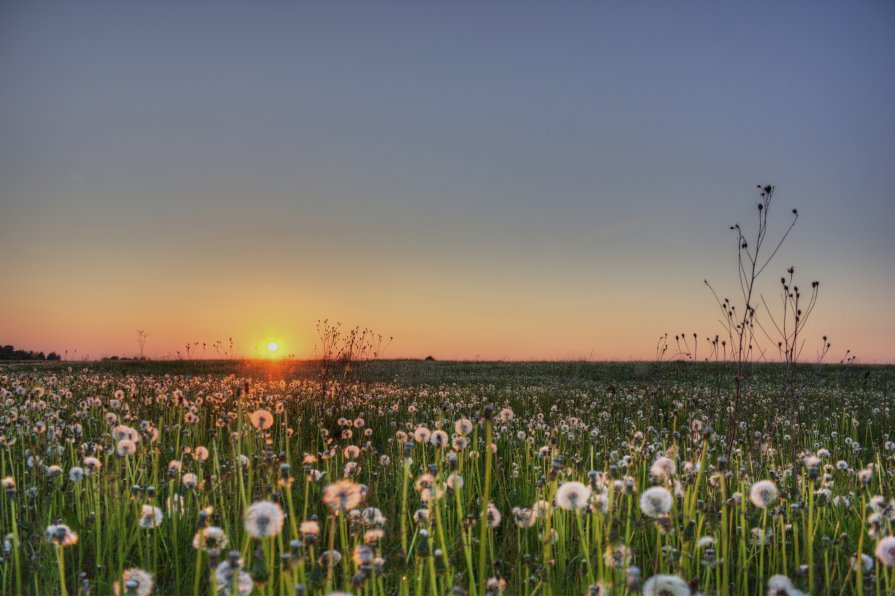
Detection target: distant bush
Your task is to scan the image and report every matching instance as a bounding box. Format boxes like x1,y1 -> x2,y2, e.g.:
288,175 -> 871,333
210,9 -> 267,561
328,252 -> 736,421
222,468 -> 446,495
0,344 -> 61,361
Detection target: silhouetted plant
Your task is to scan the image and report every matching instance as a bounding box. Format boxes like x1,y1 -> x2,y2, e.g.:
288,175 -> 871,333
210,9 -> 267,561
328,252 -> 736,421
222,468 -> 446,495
755,266 -> 820,395
703,185 -> 804,452
136,329 -> 149,361
314,319 -> 393,396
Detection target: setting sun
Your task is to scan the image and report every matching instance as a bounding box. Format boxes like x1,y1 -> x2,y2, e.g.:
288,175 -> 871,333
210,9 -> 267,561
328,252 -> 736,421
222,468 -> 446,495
267,342 -> 278,353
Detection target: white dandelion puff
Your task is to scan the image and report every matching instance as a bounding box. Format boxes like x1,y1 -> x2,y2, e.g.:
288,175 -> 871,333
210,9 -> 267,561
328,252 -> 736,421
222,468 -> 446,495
556,481 -> 592,511
642,574 -> 690,596
244,501 -> 284,538
749,480 -> 778,509
639,487 -> 673,517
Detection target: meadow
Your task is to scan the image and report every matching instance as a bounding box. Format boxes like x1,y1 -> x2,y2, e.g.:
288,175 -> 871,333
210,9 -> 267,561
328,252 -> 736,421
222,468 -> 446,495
1,359 -> 893,595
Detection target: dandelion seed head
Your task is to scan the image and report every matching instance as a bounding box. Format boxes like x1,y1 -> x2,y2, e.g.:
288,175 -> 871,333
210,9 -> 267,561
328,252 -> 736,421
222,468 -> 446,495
244,501 -> 284,538
249,409 -> 273,430
193,526 -> 228,551
116,439 -> 136,457
113,568 -> 153,596
323,479 -> 363,511
749,480 -> 778,508
639,487 -> 673,517
877,536 -> 895,567
46,524 -> 78,547
642,574 -> 690,596
556,481 -> 592,511
139,505 -> 164,529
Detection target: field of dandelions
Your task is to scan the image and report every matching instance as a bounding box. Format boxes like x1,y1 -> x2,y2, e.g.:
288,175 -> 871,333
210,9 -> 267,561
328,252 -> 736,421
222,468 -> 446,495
1,360 -> 893,596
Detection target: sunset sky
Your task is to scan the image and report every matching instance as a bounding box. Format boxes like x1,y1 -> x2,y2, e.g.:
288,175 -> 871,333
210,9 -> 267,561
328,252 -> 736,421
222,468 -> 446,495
1,2 -> 893,362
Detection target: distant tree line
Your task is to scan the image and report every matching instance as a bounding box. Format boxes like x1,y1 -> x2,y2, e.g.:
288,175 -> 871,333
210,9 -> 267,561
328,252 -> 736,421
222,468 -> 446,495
0,344 -> 62,361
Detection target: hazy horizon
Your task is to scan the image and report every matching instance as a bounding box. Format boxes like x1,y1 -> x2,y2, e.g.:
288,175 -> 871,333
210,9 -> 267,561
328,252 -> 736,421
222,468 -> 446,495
2,1 -> 894,363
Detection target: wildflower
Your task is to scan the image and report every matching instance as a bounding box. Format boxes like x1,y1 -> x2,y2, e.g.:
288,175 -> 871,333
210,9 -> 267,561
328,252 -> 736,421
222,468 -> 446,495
556,481 -> 592,511
113,424 -> 140,442
876,536 -> 895,567
413,427 -> 431,443
244,501 -> 285,538
532,499 -> 552,519
850,553 -> 873,572
193,526 -> 229,551
626,566 -> 642,591
447,473 -> 464,490
414,474 -> 443,502
603,543 -> 633,569
767,575 -> 802,595
193,446 -> 209,462
749,480 -> 778,508
136,505 -> 162,529
511,507 -> 536,528
592,492 -> 610,513
869,496 -> 895,518
642,574 -> 690,596
650,456 -> 677,480
639,487 -> 673,517
361,507 -> 386,527
300,520 -> 320,542
344,445 -> 361,459
487,503 -> 502,528
413,508 -> 430,526
430,430 -> 449,447
697,536 -> 715,548
323,480 -> 363,511
46,524 -> 78,546
486,576 -> 507,594
319,549 -> 342,567
455,418 -> 473,436
858,466 -> 873,484
832,495 -> 851,509
352,544 -> 374,566
117,439 -> 137,456
215,556 -> 252,596
249,409 -> 273,430
113,568 -> 154,596
182,473 -> 199,489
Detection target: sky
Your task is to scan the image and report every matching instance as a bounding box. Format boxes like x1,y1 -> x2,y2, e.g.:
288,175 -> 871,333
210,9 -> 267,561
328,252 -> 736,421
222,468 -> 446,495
1,1 -> 893,362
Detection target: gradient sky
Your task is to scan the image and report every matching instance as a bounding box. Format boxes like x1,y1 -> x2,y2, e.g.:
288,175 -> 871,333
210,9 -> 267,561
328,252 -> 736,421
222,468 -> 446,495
1,1 -> 893,362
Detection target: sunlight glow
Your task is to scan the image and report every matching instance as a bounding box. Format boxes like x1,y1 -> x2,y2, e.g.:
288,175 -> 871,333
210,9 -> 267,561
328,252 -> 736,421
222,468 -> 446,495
267,342 -> 278,353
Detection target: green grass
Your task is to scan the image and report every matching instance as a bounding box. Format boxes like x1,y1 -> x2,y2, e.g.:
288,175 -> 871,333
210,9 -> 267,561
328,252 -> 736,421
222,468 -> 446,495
0,359 -> 892,595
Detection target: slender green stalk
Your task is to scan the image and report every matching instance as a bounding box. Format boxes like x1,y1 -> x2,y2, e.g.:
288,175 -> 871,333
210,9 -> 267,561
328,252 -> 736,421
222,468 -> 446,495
478,415 -> 493,594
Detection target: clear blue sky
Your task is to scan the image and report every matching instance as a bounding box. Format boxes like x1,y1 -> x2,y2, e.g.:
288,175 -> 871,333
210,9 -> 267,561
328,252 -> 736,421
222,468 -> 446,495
1,1 -> 893,361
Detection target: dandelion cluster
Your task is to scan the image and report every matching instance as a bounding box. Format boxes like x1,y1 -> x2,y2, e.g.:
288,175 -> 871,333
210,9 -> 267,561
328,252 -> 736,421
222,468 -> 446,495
0,361 -> 891,594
